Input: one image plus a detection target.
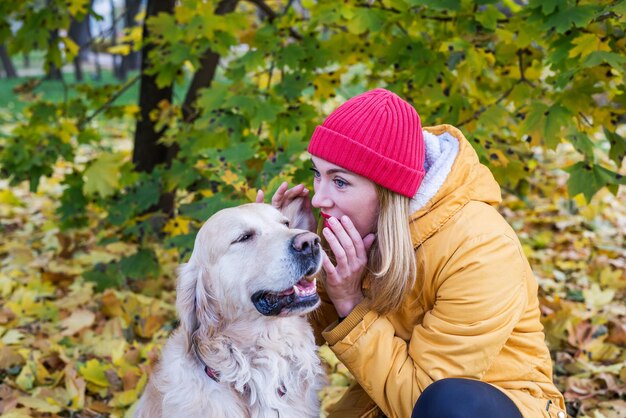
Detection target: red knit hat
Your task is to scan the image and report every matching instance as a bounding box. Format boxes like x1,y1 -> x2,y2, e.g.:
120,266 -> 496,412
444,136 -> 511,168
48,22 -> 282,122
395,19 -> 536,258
307,88 -> 425,197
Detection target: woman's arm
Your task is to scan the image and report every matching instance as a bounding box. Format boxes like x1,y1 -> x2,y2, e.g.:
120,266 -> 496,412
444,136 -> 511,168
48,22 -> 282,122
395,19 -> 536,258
323,233 -> 528,418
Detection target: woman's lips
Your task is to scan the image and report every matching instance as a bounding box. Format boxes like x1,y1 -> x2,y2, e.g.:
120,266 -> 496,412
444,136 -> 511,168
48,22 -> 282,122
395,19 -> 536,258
321,212 -> 332,229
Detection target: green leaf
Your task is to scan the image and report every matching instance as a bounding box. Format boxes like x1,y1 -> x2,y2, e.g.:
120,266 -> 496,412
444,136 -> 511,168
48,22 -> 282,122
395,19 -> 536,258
475,5 -> 504,31
83,152 -> 125,198
583,51 -> 626,74
528,0 -> 563,16
568,33 -> 601,59
346,8 -> 385,35
83,264 -> 125,292
604,128 -> 626,166
566,162 -> 626,202
544,104 -> 572,149
567,133 -> 595,161
407,0 -> 461,11
119,249 -> 160,280
544,5 -> 601,33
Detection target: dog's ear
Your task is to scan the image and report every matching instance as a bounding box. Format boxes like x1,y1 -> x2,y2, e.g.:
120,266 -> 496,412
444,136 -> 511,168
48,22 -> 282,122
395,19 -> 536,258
281,196 -> 317,232
176,262 -> 219,347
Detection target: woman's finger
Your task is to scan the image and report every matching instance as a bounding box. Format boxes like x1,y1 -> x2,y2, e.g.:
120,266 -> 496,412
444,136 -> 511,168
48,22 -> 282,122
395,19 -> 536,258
362,233 -> 376,253
328,217 -> 358,261
321,251 -> 337,278
271,182 -> 289,207
338,216 -> 366,260
323,227 -> 348,267
282,183 -> 305,201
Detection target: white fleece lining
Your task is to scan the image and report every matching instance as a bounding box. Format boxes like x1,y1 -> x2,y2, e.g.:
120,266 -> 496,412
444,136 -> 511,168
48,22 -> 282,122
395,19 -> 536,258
410,130 -> 459,213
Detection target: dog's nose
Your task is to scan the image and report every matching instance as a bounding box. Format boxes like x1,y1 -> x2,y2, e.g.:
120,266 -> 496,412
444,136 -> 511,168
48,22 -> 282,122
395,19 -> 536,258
292,232 -> 320,256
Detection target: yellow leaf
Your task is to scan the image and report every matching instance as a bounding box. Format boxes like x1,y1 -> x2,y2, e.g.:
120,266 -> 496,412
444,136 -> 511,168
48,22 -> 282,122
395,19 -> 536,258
67,0 -> 89,15
120,26 -> 143,51
83,152 -> 126,198
163,216 -> 191,236
17,396 -> 61,413
568,33 -> 610,59
61,309 -> 95,336
246,188 -> 258,202
78,359 -> 110,387
124,104 -> 141,116
109,388 -> 139,407
221,169 -> 239,185
16,361 -> 35,391
583,283 -> 615,309
0,189 -> 23,206
0,409 -> 34,418
62,37 -> 80,61
2,329 -> 25,344
65,364 -> 86,409
58,119 -> 79,143
108,44 -> 131,56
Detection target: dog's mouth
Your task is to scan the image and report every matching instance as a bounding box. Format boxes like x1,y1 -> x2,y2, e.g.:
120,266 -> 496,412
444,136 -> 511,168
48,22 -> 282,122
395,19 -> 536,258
251,276 -> 320,316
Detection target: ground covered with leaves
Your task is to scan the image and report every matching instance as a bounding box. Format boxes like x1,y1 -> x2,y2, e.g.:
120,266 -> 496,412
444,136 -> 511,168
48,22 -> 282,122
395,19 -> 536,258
0,146 -> 624,418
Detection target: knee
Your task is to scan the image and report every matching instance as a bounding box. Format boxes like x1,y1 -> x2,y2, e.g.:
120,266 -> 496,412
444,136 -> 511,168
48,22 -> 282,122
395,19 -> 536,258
411,378 -> 473,418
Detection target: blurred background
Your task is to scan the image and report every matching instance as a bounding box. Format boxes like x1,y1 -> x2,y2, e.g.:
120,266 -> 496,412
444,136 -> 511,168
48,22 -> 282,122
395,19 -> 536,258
0,1 -> 624,417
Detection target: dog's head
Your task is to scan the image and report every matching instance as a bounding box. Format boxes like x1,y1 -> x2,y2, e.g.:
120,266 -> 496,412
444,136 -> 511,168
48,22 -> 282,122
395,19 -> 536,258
177,203 -> 323,340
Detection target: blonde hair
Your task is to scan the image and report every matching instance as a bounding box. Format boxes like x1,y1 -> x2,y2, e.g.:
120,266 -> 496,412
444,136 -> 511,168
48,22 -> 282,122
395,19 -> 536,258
367,185 -> 416,314
319,185 -> 416,315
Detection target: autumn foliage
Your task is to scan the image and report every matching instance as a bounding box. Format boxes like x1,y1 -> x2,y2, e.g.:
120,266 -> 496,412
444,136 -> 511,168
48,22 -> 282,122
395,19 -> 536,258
0,0 -> 625,417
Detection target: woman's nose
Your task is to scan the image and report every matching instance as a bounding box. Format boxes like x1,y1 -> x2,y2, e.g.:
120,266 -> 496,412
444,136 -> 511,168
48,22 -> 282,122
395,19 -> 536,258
311,185 -> 331,209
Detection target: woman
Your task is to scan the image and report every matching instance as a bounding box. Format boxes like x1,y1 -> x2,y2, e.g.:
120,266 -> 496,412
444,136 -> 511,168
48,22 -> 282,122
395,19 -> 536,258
257,88 -> 566,418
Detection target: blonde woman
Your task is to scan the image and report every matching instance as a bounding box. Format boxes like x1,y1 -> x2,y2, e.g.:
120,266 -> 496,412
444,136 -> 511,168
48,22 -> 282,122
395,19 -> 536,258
258,89 -> 566,418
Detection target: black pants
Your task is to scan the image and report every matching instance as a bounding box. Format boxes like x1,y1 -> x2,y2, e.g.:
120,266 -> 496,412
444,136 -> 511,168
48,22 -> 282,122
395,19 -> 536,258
411,378 -> 523,418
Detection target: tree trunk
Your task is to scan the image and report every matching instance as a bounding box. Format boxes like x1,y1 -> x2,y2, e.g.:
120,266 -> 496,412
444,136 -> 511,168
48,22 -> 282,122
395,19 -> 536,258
46,29 -> 63,80
0,44 -> 17,78
120,0 -> 142,79
69,9 -> 91,82
110,0 -> 124,80
132,0 -> 176,215
182,0 -> 240,122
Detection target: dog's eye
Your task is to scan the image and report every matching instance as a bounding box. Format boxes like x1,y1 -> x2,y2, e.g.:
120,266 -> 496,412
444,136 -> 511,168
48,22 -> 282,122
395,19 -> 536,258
233,232 -> 254,244
282,220 -> 290,228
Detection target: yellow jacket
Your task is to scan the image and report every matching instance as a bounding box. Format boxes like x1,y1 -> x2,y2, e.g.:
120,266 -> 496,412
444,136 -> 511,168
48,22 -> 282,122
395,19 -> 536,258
312,125 -> 566,418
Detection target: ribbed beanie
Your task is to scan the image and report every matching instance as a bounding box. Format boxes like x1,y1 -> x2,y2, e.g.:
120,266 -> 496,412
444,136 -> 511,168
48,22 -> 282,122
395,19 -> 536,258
308,88 -> 425,197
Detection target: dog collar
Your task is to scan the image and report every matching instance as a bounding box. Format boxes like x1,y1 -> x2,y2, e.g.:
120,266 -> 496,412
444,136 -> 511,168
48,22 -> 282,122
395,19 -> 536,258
205,365 -> 220,382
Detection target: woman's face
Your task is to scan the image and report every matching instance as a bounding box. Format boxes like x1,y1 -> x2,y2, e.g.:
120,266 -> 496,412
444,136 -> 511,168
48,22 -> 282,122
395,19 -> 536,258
310,156 -> 379,238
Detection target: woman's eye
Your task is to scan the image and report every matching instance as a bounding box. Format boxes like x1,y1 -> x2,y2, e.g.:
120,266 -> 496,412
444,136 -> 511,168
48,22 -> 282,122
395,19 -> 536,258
333,178 -> 347,188
309,167 -> 320,178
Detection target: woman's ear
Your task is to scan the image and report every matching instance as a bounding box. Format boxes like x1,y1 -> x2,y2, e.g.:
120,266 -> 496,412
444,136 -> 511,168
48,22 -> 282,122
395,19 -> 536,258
176,262 -> 219,348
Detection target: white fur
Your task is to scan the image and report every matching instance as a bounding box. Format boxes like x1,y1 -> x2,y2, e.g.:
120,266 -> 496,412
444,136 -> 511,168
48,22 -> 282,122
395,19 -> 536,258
410,130 -> 459,213
135,204 -> 325,418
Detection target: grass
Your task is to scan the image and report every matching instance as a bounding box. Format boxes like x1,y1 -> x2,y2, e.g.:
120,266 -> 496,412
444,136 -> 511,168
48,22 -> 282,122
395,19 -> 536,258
0,69 -> 141,114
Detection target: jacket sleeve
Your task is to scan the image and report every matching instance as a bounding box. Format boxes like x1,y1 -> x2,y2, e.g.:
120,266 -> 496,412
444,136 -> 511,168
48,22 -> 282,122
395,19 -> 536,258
322,233 -> 528,418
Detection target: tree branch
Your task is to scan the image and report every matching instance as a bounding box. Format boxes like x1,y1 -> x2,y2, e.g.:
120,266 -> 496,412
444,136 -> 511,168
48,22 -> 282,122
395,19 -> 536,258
457,83 -> 517,127
245,0 -> 302,39
83,74 -> 140,125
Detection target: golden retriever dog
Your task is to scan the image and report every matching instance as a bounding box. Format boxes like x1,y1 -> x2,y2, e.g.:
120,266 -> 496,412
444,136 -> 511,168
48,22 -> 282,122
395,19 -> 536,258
135,203 -> 325,418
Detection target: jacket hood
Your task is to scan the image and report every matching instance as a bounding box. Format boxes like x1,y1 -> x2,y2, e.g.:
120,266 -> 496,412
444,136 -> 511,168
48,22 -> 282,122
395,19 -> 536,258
409,124 -> 502,244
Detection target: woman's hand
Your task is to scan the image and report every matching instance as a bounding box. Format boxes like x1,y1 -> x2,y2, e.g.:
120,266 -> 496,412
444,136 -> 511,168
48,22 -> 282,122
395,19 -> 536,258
322,215 -> 376,318
256,182 -> 317,231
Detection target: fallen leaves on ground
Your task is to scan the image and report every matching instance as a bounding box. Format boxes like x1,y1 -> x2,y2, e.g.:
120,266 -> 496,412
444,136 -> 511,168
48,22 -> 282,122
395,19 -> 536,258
1,153 -> 624,418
